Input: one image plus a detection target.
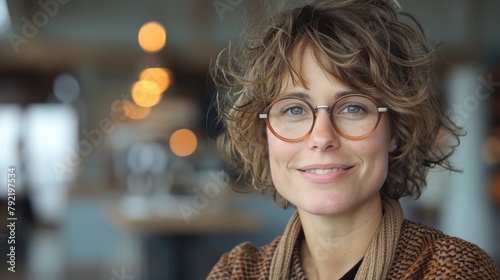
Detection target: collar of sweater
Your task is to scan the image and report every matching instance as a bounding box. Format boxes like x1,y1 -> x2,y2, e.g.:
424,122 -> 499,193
269,196 -> 404,279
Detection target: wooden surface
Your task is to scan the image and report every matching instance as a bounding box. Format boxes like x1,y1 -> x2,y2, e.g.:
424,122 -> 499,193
108,206 -> 261,234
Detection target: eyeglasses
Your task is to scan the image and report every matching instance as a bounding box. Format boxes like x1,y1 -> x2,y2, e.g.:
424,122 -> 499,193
259,94 -> 387,142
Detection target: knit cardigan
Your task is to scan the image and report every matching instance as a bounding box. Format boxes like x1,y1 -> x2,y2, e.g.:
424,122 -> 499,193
207,214 -> 500,279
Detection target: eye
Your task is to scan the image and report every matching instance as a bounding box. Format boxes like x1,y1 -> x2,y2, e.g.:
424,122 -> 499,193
340,104 -> 366,114
268,98 -> 312,120
280,103 -> 310,116
284,106 -> 304,115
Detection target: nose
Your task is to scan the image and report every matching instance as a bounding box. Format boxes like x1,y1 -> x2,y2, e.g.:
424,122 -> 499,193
307,108 -> 340,151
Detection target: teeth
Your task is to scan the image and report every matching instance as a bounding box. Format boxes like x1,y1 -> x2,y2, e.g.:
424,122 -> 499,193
305,168 -> 344,174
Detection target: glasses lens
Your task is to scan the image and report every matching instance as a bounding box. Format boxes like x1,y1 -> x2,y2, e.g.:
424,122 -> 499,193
332,95 -> 379,137
265,95 -> 381,140
267,98 -> 314,140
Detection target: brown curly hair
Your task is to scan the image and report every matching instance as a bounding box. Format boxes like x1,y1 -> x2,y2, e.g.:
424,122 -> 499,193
211,0 -> 462,208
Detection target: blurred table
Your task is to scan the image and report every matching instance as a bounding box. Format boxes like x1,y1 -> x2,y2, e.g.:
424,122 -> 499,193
107,203 -> 261,279
108,207 -> 261,234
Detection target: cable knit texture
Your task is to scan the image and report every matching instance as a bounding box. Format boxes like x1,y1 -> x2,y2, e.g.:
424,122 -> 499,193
207,199 -> 500,279
269,197 -> 403,279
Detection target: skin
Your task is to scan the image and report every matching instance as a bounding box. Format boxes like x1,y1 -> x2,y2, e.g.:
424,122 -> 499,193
267,48 -> 396,279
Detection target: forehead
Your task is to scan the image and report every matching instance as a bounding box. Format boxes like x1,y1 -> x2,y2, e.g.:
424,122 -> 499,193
279,43 -> 350,93
270,37 -> 384,103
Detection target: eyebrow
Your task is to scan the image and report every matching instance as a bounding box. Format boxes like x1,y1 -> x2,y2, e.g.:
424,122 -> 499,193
280,89 -> 361,101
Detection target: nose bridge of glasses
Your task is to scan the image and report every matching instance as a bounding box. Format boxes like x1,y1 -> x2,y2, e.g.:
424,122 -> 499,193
312,104 -> 334,131
314,104 -> 329,113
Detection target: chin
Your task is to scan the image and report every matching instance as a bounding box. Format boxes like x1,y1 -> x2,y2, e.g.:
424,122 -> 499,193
297,194 -> 349,216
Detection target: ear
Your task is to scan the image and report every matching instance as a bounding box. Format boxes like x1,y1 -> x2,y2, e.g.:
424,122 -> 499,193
388,137 -> 398,152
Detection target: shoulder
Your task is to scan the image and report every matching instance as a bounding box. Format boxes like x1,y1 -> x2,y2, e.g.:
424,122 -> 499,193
389,220 -> 500,279
206,236 -> 281,279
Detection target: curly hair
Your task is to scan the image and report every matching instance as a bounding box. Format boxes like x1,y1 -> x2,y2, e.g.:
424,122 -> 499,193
211,0 -> 462,208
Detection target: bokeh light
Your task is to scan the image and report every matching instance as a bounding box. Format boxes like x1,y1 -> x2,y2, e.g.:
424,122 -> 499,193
53,73 -> 80,103
131,80 -> 163,107
482,137 -> 500,165
169,129 -> 198,157
138,21 -> 166,53
139,68 -> 172,92
123,100 -> 151,120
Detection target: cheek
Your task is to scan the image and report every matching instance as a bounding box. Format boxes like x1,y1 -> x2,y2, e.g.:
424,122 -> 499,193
354,140 -> 389,171
267,134 -> 290,167
357,124 -> 392,178
267,133 -> 300,181
366,117 -> 393,154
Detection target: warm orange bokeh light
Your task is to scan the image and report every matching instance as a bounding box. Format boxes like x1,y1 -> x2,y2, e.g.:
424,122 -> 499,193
170,129 -> 198,157
139,68 -> 172,92
131,80 -> 163,107
138,21 -> 166,53
123,100 -> 151,120
490,173 -> 500,205
482,137 -> 500,165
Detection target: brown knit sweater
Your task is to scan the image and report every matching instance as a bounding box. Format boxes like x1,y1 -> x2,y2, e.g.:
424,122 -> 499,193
207,219 -> 500,279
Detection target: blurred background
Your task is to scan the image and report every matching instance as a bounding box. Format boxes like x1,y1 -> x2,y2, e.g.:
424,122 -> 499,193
0,0 -> 499,279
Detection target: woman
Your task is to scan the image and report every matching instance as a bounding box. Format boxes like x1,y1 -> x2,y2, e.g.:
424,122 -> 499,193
208,0 -> 500,279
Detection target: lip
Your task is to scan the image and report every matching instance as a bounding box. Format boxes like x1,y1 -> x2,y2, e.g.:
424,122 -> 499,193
298,164 -> 354,184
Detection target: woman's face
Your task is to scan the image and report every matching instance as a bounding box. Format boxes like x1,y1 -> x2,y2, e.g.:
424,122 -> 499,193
267,49 -> 396,216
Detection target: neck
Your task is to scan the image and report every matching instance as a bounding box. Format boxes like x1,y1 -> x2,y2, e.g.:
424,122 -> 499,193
298,195 -> 383,280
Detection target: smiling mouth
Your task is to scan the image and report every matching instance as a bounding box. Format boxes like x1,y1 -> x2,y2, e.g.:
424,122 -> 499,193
301,167 -> 352,174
